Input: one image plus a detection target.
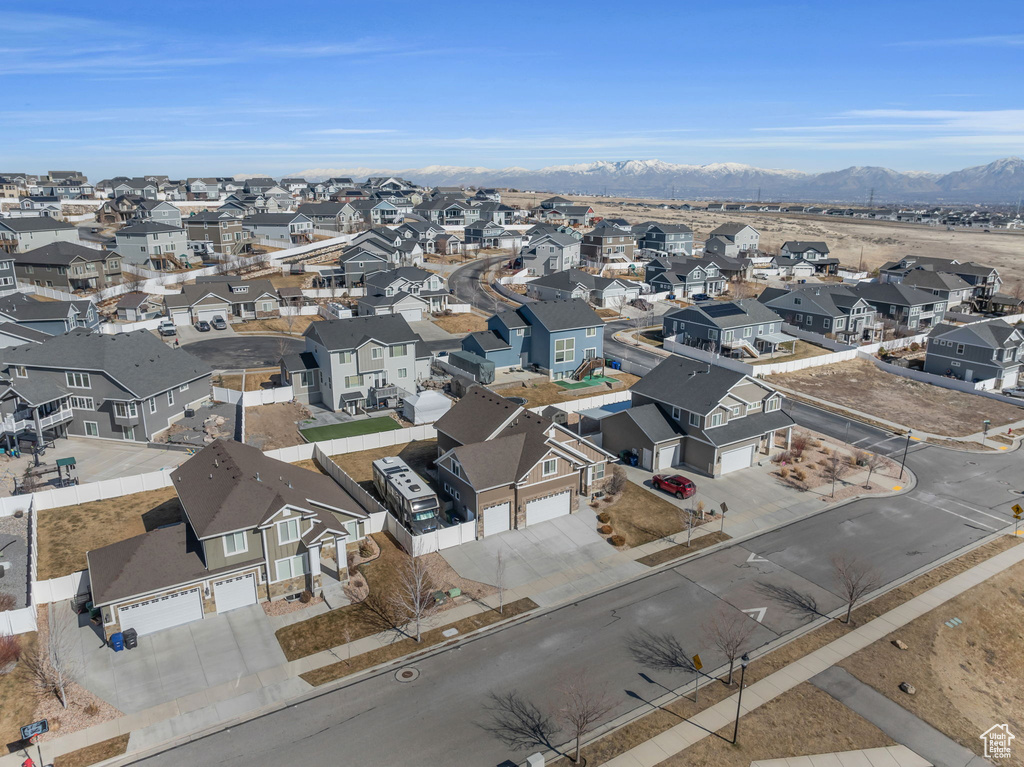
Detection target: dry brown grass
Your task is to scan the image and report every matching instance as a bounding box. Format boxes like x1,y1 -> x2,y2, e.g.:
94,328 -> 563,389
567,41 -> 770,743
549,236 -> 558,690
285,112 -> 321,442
268,272 -> 312,289
749,339 -> 831,365
329,439 -> 438,500
0,633 -> 39,748
301,597 -> 537,686
53,734 -> 130,767
243,402 -> 310,451
769,358 -> 1024,436
214,369 -> 280,391
600,482 -> 706,548
235,315 -> 320,335
38,488 -> 180,579
432,313 -> 488,334
636,531 -> 731,566
492,372 -> 640,409
657,683 -> 894,766
840,557 -> 1024,762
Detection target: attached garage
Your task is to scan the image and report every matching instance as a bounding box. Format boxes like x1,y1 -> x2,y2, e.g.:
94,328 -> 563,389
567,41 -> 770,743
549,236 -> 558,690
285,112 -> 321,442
214,573 -> 258,613
720,444 -> 755,475
525,490 -> 571,526
398,307 -> 424,322
194,305 -> 228,324
118,587 -> 204,636
482,502 -> 511,537
657,443 -> 680,471
170,308 -> 191,326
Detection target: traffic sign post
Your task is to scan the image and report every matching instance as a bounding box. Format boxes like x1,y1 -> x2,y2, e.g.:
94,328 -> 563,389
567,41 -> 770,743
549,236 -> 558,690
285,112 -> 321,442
20,720 -> 47,767
1013,503 -> 1023,535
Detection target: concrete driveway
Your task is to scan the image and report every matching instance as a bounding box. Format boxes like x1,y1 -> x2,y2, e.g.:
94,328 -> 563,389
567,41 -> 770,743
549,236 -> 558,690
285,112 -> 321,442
440,510 -> 645,606
408,319 -> 457,343
66,602 -> 286,714
173,322 -> 235,345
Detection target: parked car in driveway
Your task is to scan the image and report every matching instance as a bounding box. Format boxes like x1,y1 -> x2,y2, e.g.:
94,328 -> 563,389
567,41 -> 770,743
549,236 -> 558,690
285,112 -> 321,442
691,293 -> 711,302
1003,387 -> 1024,399
652,474 -> 697,499
195,320 -> 211,332
158,321 -> 176,337
211,316 -> 228,330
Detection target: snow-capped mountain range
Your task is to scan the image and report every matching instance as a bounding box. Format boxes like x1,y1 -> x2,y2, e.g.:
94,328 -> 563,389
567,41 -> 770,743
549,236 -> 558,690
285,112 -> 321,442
292,157 -> 1024,204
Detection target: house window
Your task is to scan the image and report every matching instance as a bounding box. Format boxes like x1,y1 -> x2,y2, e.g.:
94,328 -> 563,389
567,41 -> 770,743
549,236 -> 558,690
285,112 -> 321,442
823,318 -> 831,329
167,390 -> 174,407
223,532 -> 248,556
179,383 -> 188,392
338,351 -> 353,364
275,553 -> 308,581
397,368 -> 408,379
586,327 -> 597,337
69,396 -> 94,410
805,315 -> 812,325
149,397 -> 157,414
515,328 -> 524,336
298,371 -> 314,388
709,412 -> 723,428
277,518 -> 300,544
113,401 -> 137,418
730,405 -> 742,417
689,412 -> 700,427
13,365 -> 26,378
951,361 -> 961,367
451,460 -> 462,478
122,426 -> 135,441
542,458 -> 558,476
389,344 -> 407,357
344,374 -> 363,388
554,338 -> 575,364
371,347 -> 384,360
764,398 -> 780,412
956,343 -> 965,355
66,371 -> 91,388
84,421 -> 99,437
671,406 -> 681,420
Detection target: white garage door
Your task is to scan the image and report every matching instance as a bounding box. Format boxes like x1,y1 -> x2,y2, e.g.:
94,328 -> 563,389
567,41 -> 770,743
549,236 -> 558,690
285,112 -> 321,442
657,443 -> 680,471
1003,369 -> 1019,388
720,445 -> 755,474
399,307 -> 423,322
171,309 -> 191,326
526,490 -> 571,526
483,503 -> 511,537
118,587 -> 204,637
195,307 -> 224,323
214,573 -> 258,614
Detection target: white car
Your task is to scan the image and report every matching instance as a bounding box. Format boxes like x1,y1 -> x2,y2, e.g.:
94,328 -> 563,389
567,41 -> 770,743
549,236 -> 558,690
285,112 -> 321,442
1002,387 -> 1024,399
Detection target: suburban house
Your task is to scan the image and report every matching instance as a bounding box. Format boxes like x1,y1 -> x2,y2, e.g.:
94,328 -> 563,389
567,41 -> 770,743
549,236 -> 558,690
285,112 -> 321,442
242,213 -> 314,245
525,268 -> 641,307
759,285 -> 881,342
601,355 -> 794,476
662,299 -> 794,358
13,242 -> 123,291
896,269 -> 975,308
519,230 -> 582,275
184,211 -> 249,257
357,267 -> 449,320
326,248 -> 391,288
461,299 -> 604,380
97,196 -> 141,225
474,188 -> 502,202
115,292 -> 160,322
880,255 -> 1001,308
924,320 -> 1023,388
393,221 -> 448,252
705,223 -> 760,256
463,220 -> 522,250
645,256 -> 727,298
114,178 -> 159,199
779,241 -> 839,275
475,202 -> 519,226
850,282 -> 947,331
539,196 -> 573,210
0,329 -> 211,446
296,202 -> 354,233
114,222 -> 191,270
86,440 -> 371,639
0,293 -> 99,334
0,217 -> 80,254
414,197 -> 480,227
434,387 -> 611,537
165,277 -> 280,325
580,224 -> 636,267
283,314 -> 431,413
131,200 -> 183,227
635,223 -> 695,256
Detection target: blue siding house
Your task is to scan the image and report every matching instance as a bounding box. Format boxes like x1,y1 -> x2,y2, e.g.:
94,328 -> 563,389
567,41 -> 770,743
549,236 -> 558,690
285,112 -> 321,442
461,299 -> 604,380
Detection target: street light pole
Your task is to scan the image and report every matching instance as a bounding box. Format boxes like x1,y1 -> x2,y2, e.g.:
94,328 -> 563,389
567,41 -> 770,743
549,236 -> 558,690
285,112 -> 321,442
731,654 -> 750,745
899,430 -> 912,481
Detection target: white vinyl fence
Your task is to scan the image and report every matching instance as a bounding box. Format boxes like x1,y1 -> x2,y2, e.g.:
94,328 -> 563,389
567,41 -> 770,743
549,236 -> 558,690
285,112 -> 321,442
99,317 -> 165,334
279,305 -> 319,316
447,303 -> 472,313
213,385 -> 294,407
302,287 -> 365,298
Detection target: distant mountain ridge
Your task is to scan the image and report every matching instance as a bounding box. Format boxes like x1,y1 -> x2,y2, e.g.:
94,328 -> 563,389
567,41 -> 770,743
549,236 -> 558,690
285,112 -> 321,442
292,157 -> 1024,204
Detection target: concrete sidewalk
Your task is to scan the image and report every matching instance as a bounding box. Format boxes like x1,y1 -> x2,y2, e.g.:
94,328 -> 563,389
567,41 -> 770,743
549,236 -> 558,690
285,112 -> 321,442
599,539 -> 1024,767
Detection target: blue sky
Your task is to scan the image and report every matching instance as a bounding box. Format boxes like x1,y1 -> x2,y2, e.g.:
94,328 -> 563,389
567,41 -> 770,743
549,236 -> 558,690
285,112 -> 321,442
1,1 -> 1022,178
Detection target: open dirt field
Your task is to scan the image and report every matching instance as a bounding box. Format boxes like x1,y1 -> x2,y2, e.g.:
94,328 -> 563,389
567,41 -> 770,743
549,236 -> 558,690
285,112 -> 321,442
504,191 -> 1024,289
431,313 -> 488,334
244,402 -> 311,450
840,558 -> 1024,764
768,358 -> 1024,436
492,371 -> 640,409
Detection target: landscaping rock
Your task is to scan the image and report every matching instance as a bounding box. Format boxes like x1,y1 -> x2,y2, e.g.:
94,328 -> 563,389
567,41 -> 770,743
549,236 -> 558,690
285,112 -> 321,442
899,682 -> 916,695
892,639 -> 909,650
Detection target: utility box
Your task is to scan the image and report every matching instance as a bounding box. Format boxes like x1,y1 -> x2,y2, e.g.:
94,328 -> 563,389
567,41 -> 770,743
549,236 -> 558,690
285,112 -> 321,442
526,755 -> 545,767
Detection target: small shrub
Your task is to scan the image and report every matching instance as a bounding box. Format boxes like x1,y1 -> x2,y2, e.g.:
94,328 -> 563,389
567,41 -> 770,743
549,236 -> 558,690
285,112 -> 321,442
597,512 -> 610,524
605,465 -> 626,496
0,592 -> 16,612
84,702 -> 101,717
358,540 -> 374,558
695,500 -> 706,518
609,534 -> 626,547
779,467 -> 790,479
598,524 -> 613,535
790,434 -> 809,456
909,342 -> 920,352
792,468 -> 807,482
821,445 -> 832,456
300,590 -> 313,604
0,635 -> 21,671
772,451 -> 791,464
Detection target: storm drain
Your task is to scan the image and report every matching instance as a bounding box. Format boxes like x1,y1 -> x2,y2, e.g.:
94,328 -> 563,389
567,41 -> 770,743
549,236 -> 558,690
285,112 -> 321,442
395,667 -> 420,683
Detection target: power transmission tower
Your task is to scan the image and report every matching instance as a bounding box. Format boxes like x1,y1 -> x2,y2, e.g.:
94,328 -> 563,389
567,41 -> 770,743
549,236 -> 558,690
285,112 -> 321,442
757,187 -> 761,202
868,188 -> 875,207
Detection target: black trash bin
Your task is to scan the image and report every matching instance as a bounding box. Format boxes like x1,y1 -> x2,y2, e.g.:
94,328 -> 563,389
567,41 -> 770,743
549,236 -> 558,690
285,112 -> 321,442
123,628 -> 138,650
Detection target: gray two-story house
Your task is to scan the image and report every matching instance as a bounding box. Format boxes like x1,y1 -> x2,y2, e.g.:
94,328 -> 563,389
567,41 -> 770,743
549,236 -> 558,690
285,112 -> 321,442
924,320 -> 1023,388
759,285 -> 880,342
0,217 -> 80,254
635,223 -> 694,256
87,440 -> 370,639
283,314 -> 431,413
581,224 -> 636,267
663,299 -> 793,358
13,242 -> 122,291
0,293 -> 99,334
0,329 -> 212,447
706,223 -> 759,256
115,222 -> 191,270
851,282 -> 947,331
519,230 -> 581,275
779,241 -> 839,275
645,257 -> 727,298
525,269 -> 640,307
880,255 -> 1001,309
184,210 -> 249,257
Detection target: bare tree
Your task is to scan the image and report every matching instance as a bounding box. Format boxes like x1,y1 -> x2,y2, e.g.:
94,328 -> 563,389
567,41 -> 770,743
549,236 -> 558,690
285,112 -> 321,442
479,690 -> 559,752
628,628 -> 695,673
703,606 -> 755,686
823,452 -> 848,498
557,671 -> 615,765
26,611 -> 77,708
495,548 -> 507,615
629,308 -> 655,346
389,554 -> 438,642
832,552 -> 881,624
606,294 -> 626,319
862,452 -> 884,489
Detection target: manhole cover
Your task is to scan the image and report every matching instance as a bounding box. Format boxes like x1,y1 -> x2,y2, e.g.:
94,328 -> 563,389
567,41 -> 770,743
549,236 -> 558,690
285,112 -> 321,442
395,668 -> 420,683
966,461 -> 978,466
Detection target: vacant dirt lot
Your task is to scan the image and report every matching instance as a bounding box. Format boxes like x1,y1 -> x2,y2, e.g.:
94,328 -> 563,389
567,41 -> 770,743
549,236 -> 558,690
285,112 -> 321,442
769,358 -> 1024,436
493,371 -> 640,409
38,487 -> 180,578
244,402 -> 311,450
432,313 -> 488,334
840,558 -> 1024,763
505,192 -> 1024,289
235,315 -> 320,335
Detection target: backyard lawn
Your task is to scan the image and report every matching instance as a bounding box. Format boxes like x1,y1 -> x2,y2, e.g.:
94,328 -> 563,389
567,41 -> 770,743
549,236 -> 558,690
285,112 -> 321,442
37,487 -> 180,579
432,313 -> 488,334
300,417 -> 401,442
749,339 -> 831,365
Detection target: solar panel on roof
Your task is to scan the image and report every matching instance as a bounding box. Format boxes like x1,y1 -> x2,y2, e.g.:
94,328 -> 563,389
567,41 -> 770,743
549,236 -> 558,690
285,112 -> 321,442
702,303 -> 745,318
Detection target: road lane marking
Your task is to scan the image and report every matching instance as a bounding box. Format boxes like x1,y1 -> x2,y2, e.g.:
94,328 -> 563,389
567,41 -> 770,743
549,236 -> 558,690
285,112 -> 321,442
746,553 -> 770,563
742,607 -> 767,623
942,498 -> 1007,524
909,497 -> 995,530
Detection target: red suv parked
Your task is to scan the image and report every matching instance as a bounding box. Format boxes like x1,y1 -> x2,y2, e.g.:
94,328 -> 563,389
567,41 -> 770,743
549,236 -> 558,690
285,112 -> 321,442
652,474 -> 697,499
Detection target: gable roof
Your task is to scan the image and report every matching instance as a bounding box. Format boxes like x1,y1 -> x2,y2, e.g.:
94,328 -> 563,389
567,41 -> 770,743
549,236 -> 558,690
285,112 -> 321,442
117,221 -> 184,236
781,241 -> 829,254
928,320 -> 1023,349
852,281 -> 939,307
521,298 -> 603,332
13,241 -> 111,266
527,269 -> 625,294
666,298 -> 781,328
631,355 -> 749,415
710,222 -> 755,237
0,217 -> 76,233
304,314 -> 421,351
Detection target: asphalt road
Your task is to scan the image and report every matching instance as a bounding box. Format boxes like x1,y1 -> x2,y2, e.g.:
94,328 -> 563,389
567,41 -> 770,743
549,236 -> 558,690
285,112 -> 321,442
450,255 -> 513,313
131,426 -> 1023,767
184,336 -> 304,369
